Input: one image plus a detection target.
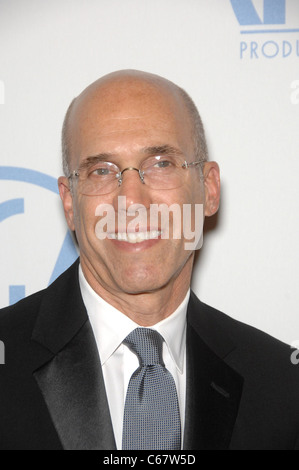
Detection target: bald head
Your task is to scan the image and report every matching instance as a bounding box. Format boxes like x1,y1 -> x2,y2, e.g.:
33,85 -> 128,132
61,69 -> 208,176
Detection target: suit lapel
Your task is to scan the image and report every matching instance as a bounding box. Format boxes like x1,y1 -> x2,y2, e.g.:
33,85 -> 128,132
184,292 -> 244,450
31,259 -> 116,450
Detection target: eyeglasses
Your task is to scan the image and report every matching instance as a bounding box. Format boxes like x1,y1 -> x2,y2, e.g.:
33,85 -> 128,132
68,154 -> 206,196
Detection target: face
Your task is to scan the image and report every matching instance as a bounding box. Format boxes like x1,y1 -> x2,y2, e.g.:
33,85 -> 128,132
59,76 -> 220,298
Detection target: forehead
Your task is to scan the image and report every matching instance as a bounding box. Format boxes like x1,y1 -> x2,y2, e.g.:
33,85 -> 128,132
68,78 -> 193,166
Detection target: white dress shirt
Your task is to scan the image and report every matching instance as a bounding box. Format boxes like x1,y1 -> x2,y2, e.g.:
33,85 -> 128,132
78,265 -> 189,450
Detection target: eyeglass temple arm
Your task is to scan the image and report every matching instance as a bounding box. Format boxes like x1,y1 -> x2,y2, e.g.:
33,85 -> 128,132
182,160 -> 206,169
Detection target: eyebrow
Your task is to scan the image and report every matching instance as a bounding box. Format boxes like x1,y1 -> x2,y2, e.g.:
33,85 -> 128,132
78,154 -> 115,171
141,145 -> 185,158
78,145 -> 185,171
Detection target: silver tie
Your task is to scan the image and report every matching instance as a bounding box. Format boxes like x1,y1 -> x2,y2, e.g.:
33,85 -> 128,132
122,328 -> 181,450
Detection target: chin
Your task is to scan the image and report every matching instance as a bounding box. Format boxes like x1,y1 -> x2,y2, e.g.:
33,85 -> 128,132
116,268 -> 167,294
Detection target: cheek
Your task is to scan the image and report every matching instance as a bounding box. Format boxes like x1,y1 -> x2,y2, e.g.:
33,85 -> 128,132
72,196 -> 101,238
159,185 -> 203,217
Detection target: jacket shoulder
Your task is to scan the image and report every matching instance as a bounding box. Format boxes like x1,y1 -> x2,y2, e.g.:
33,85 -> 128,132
188,291 -> 299,384
189,291 -> 294,352
0,289 -> 45,340
188,291 -> 299,448
0,259 -> 80,338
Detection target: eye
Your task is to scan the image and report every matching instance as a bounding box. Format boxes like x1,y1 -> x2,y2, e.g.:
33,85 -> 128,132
154,159 -> 173,169
88,162 -> 118,177
93,167 -> 110,176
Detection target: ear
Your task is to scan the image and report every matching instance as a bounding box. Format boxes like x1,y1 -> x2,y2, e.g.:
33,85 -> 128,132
58,176 -> 76,231
203,162 -> 220,217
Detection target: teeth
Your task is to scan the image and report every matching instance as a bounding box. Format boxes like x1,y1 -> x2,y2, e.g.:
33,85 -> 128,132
109,231 -> 161,243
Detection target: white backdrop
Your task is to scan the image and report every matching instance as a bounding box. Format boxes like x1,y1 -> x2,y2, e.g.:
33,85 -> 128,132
0,0 -> 298,345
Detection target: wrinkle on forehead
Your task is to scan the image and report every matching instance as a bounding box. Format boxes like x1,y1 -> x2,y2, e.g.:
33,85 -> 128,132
100,115 -> 152,122
71,87 -> 188,136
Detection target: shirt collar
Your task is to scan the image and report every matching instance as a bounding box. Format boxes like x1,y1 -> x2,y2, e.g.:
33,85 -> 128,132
149,294 -> 188,373
78,265 -> 189,374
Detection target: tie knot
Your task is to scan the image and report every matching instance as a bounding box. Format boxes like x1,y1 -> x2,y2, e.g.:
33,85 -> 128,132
123,328 -> 164,366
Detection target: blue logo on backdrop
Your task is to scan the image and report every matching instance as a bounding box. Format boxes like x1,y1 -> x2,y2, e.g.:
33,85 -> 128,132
230,0 -> 299,59
231,0 -> 286,25
0,166 -> 78,305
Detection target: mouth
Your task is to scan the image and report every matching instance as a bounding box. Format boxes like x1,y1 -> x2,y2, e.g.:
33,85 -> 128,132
108,230 -> 162,244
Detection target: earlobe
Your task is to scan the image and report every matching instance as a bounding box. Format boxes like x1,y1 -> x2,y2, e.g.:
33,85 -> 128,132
58,176 -> 76,231
204,162 -> 220,217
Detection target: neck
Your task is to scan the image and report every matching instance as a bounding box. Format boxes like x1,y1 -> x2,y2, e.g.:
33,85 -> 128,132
80,255 -> 193,326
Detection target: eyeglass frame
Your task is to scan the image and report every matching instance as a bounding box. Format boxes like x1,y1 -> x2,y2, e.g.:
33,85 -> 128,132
67,157 -> 206,194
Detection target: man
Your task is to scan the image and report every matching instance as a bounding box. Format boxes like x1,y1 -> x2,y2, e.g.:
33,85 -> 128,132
0,70 -> 298,450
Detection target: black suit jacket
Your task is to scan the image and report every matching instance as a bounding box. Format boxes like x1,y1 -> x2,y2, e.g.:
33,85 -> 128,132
0,259 -> 299,450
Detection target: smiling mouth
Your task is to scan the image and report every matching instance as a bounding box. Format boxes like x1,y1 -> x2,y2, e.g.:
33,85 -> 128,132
108,230 -> 162,243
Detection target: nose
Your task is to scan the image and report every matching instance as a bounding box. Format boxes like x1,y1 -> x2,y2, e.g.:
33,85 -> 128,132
113,166 -> 152,210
